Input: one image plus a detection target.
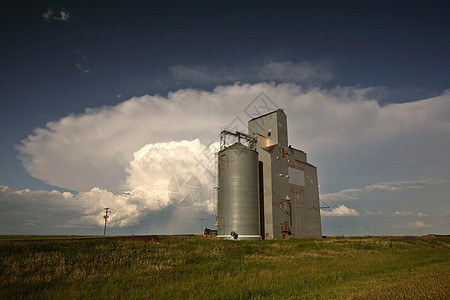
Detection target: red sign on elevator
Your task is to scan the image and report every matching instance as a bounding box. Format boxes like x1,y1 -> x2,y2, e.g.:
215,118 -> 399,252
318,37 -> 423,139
290,186 -> 304,195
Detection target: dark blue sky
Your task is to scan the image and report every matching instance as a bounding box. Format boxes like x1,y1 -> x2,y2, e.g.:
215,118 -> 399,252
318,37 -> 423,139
1,0 -> 450,191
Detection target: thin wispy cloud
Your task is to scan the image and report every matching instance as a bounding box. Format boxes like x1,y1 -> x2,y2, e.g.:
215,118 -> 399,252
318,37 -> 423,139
257,61 -> 333,82
42,7 -> 77,23
320,188 -> 363,202
75,55 -> 92,74
364,179 -> 450,192
392,211 -> 428,217
71,50 -> 92,74
321,178 -> 450,202
362,209 -> 383,216
170,60 -> 333,84
170,65 -> 243,84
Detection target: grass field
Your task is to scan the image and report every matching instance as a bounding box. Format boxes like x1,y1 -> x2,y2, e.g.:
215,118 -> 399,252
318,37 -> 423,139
1,235 -> 448,299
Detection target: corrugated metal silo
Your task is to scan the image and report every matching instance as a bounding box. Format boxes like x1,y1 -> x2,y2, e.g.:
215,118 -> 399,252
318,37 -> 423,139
217,142 -> 260,240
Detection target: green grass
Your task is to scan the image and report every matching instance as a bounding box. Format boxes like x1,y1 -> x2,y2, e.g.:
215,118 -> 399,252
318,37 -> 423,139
0,236 -> 448,299
0,235 -> 93,240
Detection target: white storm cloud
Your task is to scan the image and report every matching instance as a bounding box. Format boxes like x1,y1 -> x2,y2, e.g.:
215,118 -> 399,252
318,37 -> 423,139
124,139 -> 217,215
16,86 -> 249,191
12,83 -> 450,231
17,83 -> 450,193
2,139 -> 217,230
84,138 -> 216,226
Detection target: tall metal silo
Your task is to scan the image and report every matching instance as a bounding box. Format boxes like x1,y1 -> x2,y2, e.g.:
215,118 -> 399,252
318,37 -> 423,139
217,142 -> 260,240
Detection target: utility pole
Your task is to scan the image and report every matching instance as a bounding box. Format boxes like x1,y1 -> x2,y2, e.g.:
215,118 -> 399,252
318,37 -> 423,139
337,225 -> 343,237
363,226 -> 370,236
200,218 -> 204,235
103,208 -> 111,236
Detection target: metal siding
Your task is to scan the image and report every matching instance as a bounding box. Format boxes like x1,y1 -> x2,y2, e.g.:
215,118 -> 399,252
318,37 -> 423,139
294,162 -> 322,238
246,109 -> 322,239
217,143 -> 260,239
258,161 -> 265,238
271,145 -> 290,238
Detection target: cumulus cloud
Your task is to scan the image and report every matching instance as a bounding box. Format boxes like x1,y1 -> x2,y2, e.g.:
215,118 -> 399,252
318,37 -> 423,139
13,83 -> 450,231
2,139 -> 217,230
0,185 -> 80,229
407,221 -> 433,229
124,139 -> 216,214
170,60 -> 333,84
17,85 -> 253,191
83,139 -> 216,225
322,204 -> 360,217
17,83 -> 450,193
0,185 -> 143,229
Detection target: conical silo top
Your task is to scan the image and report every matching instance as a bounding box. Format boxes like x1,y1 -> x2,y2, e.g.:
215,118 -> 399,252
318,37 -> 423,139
227,142 -> 247,150
219,141 -> 254,154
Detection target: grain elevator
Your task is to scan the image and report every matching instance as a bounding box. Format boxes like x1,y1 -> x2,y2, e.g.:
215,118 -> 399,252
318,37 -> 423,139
216,109 -> 322,239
